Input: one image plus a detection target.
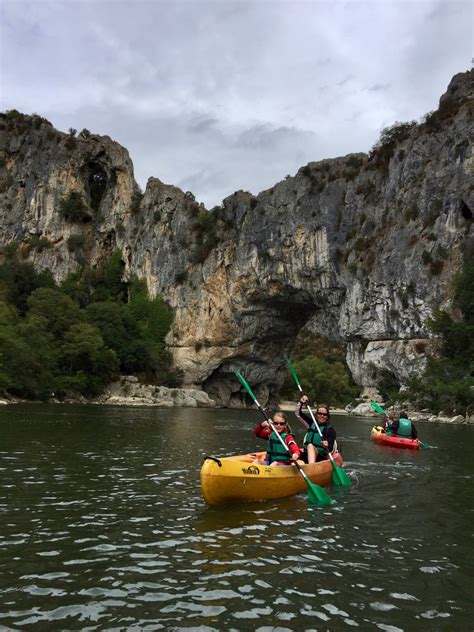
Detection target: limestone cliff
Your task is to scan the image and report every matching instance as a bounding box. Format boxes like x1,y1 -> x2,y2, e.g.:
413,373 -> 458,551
1,71 -> 472,405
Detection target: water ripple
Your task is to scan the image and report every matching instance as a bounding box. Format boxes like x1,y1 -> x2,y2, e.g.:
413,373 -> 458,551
0,405 -> 472,629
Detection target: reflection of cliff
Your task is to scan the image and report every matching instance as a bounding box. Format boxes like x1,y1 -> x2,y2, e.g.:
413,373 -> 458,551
1,71 -> 473,404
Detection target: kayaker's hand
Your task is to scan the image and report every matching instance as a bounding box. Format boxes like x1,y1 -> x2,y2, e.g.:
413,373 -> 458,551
322,440 -> 329,448
291,452 -> 299,461
300,396 -> 309,405
261,421 -> 270,429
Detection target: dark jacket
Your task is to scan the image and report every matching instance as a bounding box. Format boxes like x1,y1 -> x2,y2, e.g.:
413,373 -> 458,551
294,402 -> 336,452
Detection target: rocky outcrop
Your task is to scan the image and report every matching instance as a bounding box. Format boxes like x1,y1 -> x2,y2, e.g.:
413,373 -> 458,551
349,401 -> 473,425
97,376 -> 216,408
1,71 -> 473,405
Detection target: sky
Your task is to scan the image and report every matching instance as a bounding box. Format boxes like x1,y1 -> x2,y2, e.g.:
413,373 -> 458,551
1,0 -> 472,208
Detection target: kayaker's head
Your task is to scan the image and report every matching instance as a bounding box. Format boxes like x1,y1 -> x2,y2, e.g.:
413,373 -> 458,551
315,404 -> 330,425
398,411 -> 408,420
272,412 -> 288,433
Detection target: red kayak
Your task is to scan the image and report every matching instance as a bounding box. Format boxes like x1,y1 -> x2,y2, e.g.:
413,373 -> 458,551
371,425 -> 420,450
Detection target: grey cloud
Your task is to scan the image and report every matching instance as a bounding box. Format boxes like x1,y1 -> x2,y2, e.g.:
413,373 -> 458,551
187,117 -> 219,135
237,123 -> 317,151
1,0 -> 471,208
368,84 -> 390,92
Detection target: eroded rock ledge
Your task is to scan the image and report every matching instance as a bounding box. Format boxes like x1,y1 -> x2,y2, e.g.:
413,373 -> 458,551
95,376 -> 216,408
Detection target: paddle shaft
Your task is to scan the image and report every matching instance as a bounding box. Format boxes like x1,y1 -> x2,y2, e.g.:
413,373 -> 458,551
286,358 -> 337,464
305,404 -> 339,466
235,372 -> 314,484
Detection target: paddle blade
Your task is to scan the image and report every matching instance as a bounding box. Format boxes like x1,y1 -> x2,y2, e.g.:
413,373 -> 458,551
420,442 -> 435,449
306,481 -> 333,506
331,463 -> 352,487
370,401 -> 386,415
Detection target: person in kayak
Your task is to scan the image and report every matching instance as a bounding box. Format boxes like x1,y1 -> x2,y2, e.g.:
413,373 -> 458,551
295,396 -> 336,463
382,414 -> 395,431
385,411 -> 418,439
254,412 -> 302,466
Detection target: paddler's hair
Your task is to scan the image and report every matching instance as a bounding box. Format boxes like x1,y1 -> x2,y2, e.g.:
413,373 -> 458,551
272,411 -> 292,432
315,403 -> 330,421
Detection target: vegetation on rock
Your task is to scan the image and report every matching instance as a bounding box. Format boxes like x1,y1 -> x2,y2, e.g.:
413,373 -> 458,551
405,262 -> 474,415
281,333 -> 359,406
0,249 -> 180,400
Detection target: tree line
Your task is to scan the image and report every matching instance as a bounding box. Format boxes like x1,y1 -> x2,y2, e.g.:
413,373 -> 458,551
406,262 -> 474,416
0,247 -> 180,400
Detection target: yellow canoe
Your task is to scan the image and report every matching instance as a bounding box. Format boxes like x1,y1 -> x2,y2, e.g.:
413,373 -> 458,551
200,451 -> 344,505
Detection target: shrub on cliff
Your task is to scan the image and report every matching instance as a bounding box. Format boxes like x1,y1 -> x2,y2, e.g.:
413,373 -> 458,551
189,208 -> 219,263
369,121 -> 416,171
59,191 -> 90,222
406,262 -> 474,415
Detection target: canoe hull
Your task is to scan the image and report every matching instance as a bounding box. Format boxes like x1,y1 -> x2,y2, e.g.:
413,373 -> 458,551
200,451 -> 344,505
371,425 -> 420,450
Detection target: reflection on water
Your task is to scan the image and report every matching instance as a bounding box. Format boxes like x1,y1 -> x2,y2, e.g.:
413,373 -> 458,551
0,404 -> 472,629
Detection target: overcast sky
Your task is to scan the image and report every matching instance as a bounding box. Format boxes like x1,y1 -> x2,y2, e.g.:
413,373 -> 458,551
1,1 -> 472,208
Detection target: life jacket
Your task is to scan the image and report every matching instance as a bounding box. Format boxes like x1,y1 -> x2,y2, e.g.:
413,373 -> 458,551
397,418 -> 413,438
267,431 -> 291,464
304,423 -> 327,456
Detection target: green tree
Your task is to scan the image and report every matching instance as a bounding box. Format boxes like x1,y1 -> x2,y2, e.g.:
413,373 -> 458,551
85,300 -> 154,373
56,322 -> 119,395
28,287 -> 84,338
60,270 -> 91,308
282,355 -> 359,407
0,258 -> 55,314
407,262 -> 474,415
86,251 -> 128,303
126,278 -> 173,343
0,299 -> 54,398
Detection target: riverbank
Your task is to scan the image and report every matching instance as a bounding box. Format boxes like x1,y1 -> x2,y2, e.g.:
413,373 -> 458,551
278,400 -> 349,415
1,382 -> 471,424
347,400 -> 473,425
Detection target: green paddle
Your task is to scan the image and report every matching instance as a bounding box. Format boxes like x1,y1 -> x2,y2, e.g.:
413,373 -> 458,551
370,401 -> 387,416
285,358 -> 352,486
370,401 -> 434,449
234,371 -> 332,506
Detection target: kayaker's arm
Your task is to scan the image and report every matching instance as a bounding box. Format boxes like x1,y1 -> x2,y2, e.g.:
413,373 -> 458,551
285,434 -> 301,460
325,426 -> 337,452
254,421 -> 271,439
295,401 -> 311,428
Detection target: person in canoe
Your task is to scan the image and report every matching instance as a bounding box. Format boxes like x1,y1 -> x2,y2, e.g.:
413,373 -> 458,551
385,411 -> 418,439
295,396 -> 336,464
254,412 -> 302,466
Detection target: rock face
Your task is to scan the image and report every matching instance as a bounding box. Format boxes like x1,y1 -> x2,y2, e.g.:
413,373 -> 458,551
1,71 -> 473,405
98,376 -> 216,408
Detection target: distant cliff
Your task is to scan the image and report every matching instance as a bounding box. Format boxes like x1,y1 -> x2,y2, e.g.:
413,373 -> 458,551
1,70 -> 472,405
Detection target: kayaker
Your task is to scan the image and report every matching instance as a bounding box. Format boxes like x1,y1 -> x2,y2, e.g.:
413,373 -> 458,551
382,415 -> 395,431
295,396 -> 336,464
254,412 -> 302,466
386,411 -> 418,439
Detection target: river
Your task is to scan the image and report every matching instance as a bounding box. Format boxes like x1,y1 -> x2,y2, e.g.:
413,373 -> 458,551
0,404 -> 472,630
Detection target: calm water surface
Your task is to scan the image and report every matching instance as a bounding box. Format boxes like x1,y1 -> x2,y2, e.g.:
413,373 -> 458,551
0,404 -> 473,631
